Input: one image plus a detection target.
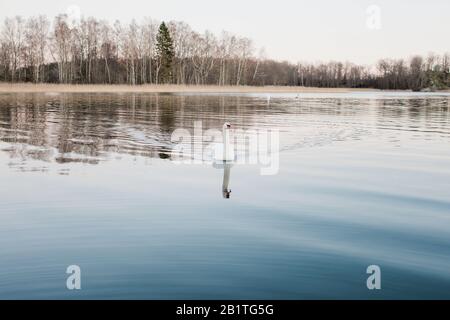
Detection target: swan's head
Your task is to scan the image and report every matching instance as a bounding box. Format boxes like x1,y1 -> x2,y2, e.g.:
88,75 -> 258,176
223,122 -> 231,130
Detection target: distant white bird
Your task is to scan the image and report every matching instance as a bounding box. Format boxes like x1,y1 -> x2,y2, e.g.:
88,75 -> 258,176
266,94 -> 271,105
214,122 -> 235,162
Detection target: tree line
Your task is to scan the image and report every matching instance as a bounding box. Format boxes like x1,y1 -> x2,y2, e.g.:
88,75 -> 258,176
0,14 -> 449,90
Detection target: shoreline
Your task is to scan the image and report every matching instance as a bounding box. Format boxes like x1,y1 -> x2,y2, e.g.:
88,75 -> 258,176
0,83 -> 382,93
0,83 -> 448,94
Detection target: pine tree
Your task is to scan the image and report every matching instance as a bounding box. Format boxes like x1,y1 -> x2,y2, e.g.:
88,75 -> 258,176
156,22 -> 174,84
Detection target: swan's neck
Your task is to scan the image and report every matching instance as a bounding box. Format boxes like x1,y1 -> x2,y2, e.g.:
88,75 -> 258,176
223,129 -> 230,160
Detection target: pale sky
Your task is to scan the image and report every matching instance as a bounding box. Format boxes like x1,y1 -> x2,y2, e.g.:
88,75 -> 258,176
0,0 -> 449,65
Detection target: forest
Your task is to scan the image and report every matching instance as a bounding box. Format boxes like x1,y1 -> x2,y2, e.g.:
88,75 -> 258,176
0,14 -> 449,90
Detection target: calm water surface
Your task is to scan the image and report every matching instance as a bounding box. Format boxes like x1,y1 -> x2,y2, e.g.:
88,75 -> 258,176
0,91 -> 449,299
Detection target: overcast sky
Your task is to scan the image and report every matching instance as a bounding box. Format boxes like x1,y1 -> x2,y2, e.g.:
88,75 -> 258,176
1,0 -> 448,65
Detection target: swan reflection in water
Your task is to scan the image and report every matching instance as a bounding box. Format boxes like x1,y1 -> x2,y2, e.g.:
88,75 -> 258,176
213,161 -> 232,199
222,163 -> 232,199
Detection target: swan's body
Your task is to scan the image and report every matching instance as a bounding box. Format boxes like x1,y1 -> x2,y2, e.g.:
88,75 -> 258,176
214,122 -> 235,162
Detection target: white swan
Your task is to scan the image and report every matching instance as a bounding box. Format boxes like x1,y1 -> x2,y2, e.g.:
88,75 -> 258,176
214,122 -> 235,162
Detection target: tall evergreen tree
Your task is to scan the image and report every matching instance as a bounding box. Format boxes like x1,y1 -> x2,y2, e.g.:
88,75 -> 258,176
156,22 -> 174,84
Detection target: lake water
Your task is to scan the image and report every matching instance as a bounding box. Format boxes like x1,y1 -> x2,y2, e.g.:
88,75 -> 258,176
0,91 -> 449,299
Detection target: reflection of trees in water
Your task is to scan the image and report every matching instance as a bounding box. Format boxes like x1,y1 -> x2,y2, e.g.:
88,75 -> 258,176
0,93 -> 262,168
1,93 -> 448,172
0,94 -> 53,162
377,98 -> 450,134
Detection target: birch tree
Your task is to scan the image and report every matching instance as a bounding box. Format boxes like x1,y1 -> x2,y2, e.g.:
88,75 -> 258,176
2,16 -> 25,82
